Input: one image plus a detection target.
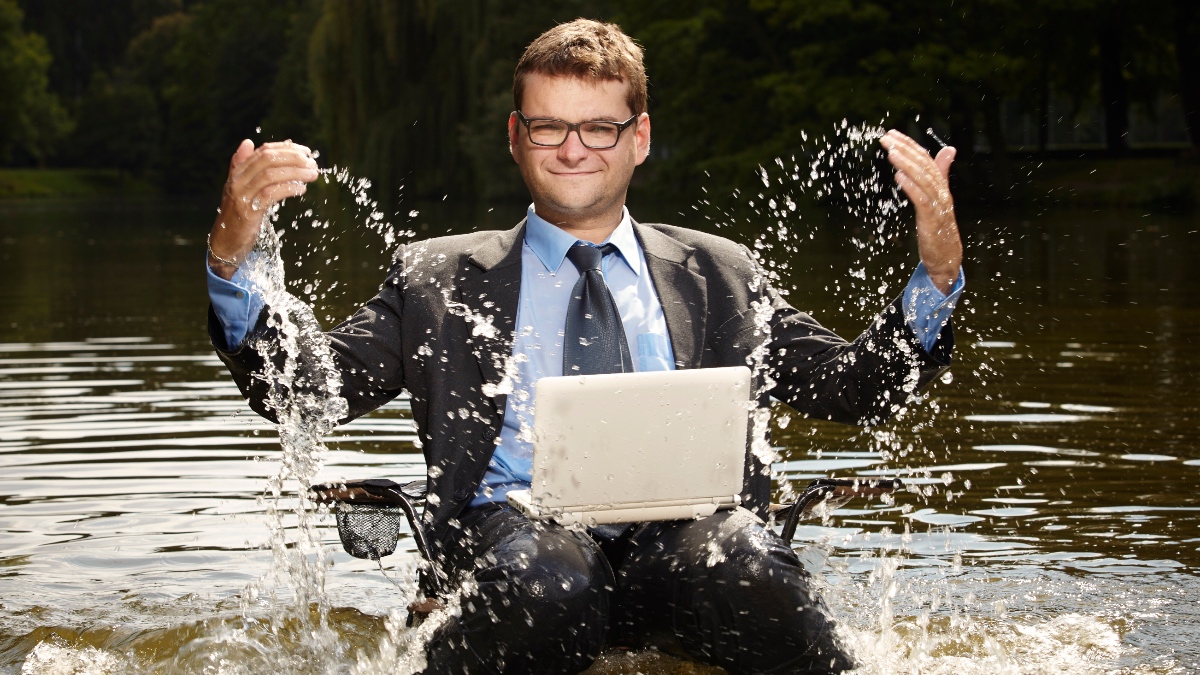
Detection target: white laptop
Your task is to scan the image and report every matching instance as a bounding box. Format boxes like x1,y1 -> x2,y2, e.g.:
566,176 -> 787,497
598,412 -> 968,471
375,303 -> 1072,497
505,366 -> 751,526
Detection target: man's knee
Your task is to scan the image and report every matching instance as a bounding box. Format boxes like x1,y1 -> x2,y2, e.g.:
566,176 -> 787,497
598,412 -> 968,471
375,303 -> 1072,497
620,508 -> 854,673
484,521 -> 611,621
445,513 -> 611,669
695,509 -> 812,589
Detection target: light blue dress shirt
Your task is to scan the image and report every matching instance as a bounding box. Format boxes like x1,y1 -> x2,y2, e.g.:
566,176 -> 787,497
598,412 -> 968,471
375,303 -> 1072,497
207,252 -> 265,351
206,206 -> 965,506
470,207 -> 677,505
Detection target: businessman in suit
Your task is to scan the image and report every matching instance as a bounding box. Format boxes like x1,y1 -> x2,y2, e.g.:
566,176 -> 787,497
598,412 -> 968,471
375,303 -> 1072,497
206,19 -> 963,675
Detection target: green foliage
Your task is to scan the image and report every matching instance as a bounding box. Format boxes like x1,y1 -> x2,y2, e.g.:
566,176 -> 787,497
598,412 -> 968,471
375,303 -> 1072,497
307,0 -> 612,204
18,0 -> 180,102
3,0 -> 1196,202
125,11 -> 192,98
611,0 -> 783,193
260,0 -> 322,145
0,0 -> 71,164
613,0 -> 1031,193
610,0 -> 1195,200
157,0 -> 311,190
66,72 -> 161,172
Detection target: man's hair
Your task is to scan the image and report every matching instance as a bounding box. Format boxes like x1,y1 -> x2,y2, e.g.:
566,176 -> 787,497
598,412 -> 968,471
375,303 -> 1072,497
513,19 -> 647,116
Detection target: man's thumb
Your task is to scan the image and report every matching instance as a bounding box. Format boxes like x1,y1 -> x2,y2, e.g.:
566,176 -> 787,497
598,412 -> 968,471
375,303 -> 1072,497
230,139 -> 255,170
934,146 -> 956,178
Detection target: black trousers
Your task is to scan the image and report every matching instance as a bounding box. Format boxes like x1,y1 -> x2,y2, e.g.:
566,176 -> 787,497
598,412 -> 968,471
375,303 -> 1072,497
422,505 -> 853,674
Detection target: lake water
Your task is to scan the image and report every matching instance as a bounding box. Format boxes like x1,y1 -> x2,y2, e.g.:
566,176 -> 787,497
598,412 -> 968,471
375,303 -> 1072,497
0,198 -> 1197,673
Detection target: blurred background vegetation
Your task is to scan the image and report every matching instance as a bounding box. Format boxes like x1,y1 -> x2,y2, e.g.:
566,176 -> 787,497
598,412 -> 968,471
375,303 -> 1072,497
0,0 -> 1197,211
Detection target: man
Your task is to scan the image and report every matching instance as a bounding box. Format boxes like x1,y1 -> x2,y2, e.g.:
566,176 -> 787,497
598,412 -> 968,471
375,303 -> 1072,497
207,19 -> 963,675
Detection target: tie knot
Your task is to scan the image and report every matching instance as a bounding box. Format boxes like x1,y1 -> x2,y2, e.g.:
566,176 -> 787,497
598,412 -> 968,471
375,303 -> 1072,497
565,243 -> 618,274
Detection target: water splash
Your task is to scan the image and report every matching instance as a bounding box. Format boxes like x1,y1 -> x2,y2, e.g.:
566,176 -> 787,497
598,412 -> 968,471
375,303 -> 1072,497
224,168 -> 527,673
7,120 -> 1064,673
235,200 -> 350,667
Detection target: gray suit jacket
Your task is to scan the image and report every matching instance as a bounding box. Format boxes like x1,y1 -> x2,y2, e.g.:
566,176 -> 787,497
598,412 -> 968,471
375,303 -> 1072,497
210,220 -> 953,552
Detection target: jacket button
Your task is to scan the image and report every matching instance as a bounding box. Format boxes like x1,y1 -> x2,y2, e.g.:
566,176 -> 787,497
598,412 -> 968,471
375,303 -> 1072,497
454,487 -> 471,501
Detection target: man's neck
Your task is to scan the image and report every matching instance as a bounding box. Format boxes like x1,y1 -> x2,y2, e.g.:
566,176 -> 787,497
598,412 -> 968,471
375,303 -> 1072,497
532,204 -> 625,244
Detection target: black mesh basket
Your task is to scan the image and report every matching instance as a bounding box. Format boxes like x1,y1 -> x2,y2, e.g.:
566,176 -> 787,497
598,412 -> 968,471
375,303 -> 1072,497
335,502 -> 402,560
311,478 -> 432,564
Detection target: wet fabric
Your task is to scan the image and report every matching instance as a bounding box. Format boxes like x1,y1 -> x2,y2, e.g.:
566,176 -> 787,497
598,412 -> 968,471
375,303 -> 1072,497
424,506 -> 853,674
424,505 -> 613,674
210,220 -> 956,549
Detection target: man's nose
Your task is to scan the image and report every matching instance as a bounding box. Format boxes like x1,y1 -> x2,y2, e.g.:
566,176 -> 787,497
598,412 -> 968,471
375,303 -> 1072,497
557,129 -> 590,163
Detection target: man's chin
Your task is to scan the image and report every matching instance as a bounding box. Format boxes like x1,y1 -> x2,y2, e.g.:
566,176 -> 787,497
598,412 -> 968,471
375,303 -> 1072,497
538,192 -> 612,219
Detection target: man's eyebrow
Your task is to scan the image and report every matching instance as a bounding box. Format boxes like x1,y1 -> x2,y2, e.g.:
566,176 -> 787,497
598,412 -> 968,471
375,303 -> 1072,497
525,113 -> 627,122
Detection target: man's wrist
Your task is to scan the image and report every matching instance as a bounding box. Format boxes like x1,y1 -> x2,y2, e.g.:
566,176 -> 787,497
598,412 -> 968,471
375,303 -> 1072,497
207,230 -> 252,280
925,265 -> 960,294
207,253 -> 239,281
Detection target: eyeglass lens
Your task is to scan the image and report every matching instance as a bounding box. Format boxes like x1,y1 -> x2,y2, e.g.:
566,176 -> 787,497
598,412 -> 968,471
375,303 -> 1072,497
527,120 -> 622,149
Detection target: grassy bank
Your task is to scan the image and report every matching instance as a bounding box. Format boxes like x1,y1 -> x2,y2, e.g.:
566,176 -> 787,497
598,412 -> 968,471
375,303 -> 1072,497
0,169 -> 159,199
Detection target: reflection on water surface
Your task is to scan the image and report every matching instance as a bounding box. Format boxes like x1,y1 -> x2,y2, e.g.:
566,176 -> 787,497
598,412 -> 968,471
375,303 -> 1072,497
0,200 -> 1197,673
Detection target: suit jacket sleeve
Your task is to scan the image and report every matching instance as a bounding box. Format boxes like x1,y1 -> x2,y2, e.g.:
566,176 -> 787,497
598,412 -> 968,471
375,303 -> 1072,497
208,245 -> 411,425
764,284 -> 953,426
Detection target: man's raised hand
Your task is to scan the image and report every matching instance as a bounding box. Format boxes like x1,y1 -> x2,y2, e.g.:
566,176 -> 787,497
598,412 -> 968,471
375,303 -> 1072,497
880,130 -> 963,294
207,139 -> 320,280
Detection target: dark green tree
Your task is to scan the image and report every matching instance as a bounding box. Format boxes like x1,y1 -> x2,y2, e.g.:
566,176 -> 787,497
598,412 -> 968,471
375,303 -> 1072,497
66,71 -> 161,172
0,0 -> 71,165
1175,0 -> 1200,148
18,0 -> 181,102
614,0 -> 1036,196
307,0 -> 612,204
156,0 -> 311,190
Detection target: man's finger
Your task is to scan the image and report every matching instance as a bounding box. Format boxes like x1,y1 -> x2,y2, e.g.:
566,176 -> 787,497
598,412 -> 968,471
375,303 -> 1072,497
241,166 -> 320,202
882,134 -> 950,198
229,139 -> 255,173
885,146 -> 942,202
893,169 -> 930,209
882,131 -> 952,183
882,132 -> 939,171
259,140 -> 314,156
883,129 -> 939,159
881,130 -> 929,158
934,146 -> 957,179
230,148 -> 319,184
255,180 -> 309,209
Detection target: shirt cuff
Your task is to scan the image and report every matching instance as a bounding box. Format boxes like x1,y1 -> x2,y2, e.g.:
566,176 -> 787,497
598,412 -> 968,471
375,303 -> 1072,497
206,253 -> 264,350
902,263 -> 965,353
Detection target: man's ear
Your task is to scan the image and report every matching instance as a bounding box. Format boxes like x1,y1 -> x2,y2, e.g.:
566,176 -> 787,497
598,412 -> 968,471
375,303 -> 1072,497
507,112 -> 520,162
634,113 -> 651,166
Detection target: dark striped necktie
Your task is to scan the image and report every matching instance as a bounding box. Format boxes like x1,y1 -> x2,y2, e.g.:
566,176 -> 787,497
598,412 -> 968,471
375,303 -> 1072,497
562,243 -> 633,375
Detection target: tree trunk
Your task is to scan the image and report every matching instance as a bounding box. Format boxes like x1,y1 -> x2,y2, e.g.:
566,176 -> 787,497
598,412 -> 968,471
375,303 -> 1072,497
948,91 -> 976,157
1098,8 -> 1129,154
1037,51 -> 1050,152
982,91 -> 1008,160
1175,0 -> 1200,149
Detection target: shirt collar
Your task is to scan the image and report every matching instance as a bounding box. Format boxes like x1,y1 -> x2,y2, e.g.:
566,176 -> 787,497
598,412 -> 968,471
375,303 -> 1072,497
524,204 -> 641,276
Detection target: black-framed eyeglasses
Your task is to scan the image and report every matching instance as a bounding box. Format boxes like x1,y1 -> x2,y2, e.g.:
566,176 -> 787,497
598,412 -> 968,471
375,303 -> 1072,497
515,110 -> 639,149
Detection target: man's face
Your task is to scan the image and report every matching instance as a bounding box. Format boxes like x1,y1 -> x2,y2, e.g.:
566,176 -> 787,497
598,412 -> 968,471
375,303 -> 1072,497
509,73 -> 650,224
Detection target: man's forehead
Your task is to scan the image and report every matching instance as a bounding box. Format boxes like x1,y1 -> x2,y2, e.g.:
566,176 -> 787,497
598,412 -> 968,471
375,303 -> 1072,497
519,73 -> 633,119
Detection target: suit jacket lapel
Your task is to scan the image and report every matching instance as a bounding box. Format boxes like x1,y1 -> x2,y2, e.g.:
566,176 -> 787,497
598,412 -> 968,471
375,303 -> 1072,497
457,220 -> 524,406
634,222 -> 707,369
